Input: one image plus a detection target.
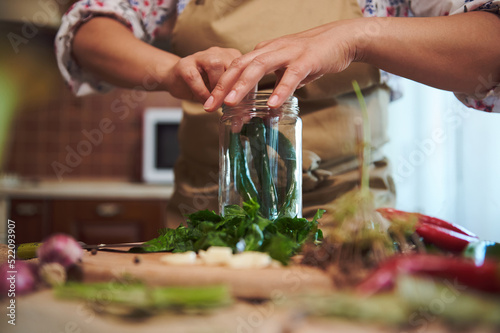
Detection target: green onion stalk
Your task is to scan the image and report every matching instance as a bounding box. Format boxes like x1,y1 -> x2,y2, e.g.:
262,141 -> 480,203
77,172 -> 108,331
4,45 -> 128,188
352,80 -> 371,197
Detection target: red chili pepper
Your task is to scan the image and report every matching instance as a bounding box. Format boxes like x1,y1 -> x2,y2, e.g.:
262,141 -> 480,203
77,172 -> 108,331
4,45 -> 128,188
357,254 -> 500,295
416,213 -> 477,238
415,224 -> 478,253
377,208 -> 477,238
377,208 -> 478,253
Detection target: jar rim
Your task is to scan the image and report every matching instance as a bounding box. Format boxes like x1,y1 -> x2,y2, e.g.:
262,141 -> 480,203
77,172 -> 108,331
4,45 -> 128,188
222,92 -> 298,113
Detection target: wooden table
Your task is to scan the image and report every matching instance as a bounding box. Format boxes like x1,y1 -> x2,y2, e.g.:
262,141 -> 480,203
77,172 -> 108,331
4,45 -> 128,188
1,247 -> 497,333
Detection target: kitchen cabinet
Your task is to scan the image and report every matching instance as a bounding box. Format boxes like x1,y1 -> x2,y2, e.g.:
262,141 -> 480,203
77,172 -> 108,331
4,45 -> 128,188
8,198 -> 166,244
9,199 -> 51,244
51,199 -> 166,244
1,181 -> 173,244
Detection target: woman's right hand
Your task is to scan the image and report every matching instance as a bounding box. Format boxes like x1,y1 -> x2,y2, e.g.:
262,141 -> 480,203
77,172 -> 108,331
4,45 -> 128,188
162,47 -> 242,103
72,17 -> 242,103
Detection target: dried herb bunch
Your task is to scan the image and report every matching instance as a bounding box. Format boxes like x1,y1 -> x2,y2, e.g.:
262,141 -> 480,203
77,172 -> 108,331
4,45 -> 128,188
301,81 -> 424,287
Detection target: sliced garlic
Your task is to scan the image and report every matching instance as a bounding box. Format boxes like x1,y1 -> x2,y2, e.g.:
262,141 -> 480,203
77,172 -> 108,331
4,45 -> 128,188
228,251 -> 272,269
199,246 -> 233,265
159,251 -> 197,265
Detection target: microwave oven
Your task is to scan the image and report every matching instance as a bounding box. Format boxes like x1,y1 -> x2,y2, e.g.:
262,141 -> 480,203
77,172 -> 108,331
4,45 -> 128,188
142,107 -> 182,184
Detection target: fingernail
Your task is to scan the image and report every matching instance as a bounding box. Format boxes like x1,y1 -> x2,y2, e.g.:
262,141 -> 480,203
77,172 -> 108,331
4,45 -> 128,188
225,90 -> 237,104
268,94 -> 279,107
203,95 -> 214,110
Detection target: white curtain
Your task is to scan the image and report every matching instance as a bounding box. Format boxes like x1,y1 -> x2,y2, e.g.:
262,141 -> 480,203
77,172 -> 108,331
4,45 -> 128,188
384,78 -> 500,242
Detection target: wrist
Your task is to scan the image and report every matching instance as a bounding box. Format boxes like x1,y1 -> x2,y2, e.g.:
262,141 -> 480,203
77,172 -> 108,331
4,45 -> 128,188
350,17 -> 391,64
148,53 -> 179,92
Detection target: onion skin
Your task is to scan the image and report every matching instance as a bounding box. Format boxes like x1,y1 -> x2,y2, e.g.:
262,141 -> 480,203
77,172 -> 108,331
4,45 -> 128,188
0,261 -> 38,297
37,233 -> 83,269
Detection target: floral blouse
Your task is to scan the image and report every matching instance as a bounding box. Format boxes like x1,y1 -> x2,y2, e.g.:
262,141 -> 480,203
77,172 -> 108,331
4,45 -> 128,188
55,0 -> 500,112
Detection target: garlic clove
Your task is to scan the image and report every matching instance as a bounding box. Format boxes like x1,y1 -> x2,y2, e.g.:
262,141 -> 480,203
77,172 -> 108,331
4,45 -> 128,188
159,251 -> 197,265
199,247 -> 233,266
228,251 -> 272,269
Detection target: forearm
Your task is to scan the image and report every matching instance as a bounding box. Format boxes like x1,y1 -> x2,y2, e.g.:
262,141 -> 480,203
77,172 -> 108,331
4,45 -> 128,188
72,17 -> 178,91
356,12 -> 500,96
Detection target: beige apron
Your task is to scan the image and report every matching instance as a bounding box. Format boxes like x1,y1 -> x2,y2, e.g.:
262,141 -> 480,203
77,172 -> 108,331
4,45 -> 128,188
165,0 -> 395,227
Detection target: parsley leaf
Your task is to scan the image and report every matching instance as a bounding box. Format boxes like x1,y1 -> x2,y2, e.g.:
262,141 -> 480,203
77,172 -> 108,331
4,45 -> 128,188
131,199 -> 324,265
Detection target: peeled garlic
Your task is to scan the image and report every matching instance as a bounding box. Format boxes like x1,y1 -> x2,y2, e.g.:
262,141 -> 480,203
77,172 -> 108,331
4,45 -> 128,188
198,246 -> 233,265
159,247 -> 280,269
159,251 -> 197,265
228,251 -> 272,269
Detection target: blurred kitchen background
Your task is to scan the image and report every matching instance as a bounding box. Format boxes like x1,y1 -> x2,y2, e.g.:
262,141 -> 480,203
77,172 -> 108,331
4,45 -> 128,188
0,1 -> 499,244
0,1 -> 179,245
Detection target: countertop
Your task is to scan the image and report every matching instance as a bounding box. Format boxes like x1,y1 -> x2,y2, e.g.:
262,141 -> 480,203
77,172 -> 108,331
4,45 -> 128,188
0,180 -> 174,199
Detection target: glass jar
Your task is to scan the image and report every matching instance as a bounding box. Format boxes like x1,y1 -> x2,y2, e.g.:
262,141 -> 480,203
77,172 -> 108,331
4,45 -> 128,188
219,92 -> 302,220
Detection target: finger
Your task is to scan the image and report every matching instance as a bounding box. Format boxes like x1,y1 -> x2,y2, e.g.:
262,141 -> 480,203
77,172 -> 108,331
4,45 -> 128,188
202,58 -> 227,91
223,57 -> 273,105
182,67 -> 211,102
228,49 -> 315,108
274,68 -> 285,88
199,68 -> 211,89
204,54 -> 257,111
207,49 -> 296,111
254,38 -> 274,50
201,47 -> 242,91
267,63 -> 310,108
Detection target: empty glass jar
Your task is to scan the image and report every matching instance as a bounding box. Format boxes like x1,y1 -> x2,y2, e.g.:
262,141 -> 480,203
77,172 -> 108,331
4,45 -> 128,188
219,92 -> 302,220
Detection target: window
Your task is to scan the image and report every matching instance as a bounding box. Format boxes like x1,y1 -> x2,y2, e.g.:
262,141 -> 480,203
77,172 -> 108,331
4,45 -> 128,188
385,78 -> 500,241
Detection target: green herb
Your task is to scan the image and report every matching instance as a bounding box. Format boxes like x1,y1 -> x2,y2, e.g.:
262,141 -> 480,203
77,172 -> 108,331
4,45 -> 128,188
131,199 -> 324,265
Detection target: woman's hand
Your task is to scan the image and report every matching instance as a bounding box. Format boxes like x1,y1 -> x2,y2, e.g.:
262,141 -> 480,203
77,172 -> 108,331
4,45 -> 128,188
203,20 -> 359,112
162,47 -> 242,103
72,17 -> 242,103
205,12 -> 500,112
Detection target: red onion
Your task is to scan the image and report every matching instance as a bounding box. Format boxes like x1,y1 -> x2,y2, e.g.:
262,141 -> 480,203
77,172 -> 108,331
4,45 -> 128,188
37,233 -> 83,269
0,261 -> 38,296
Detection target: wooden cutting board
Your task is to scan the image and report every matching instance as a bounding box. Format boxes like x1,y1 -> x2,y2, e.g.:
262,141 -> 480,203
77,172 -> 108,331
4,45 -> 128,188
79,250 -> 334,299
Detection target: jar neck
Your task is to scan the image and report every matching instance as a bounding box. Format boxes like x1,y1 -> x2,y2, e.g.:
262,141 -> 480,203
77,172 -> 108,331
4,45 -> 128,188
222,92 -> 298,116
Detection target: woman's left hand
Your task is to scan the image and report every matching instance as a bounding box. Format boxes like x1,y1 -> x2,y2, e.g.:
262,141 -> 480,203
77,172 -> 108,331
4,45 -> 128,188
203,19 -> 359,112
204,12 -> 500,113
